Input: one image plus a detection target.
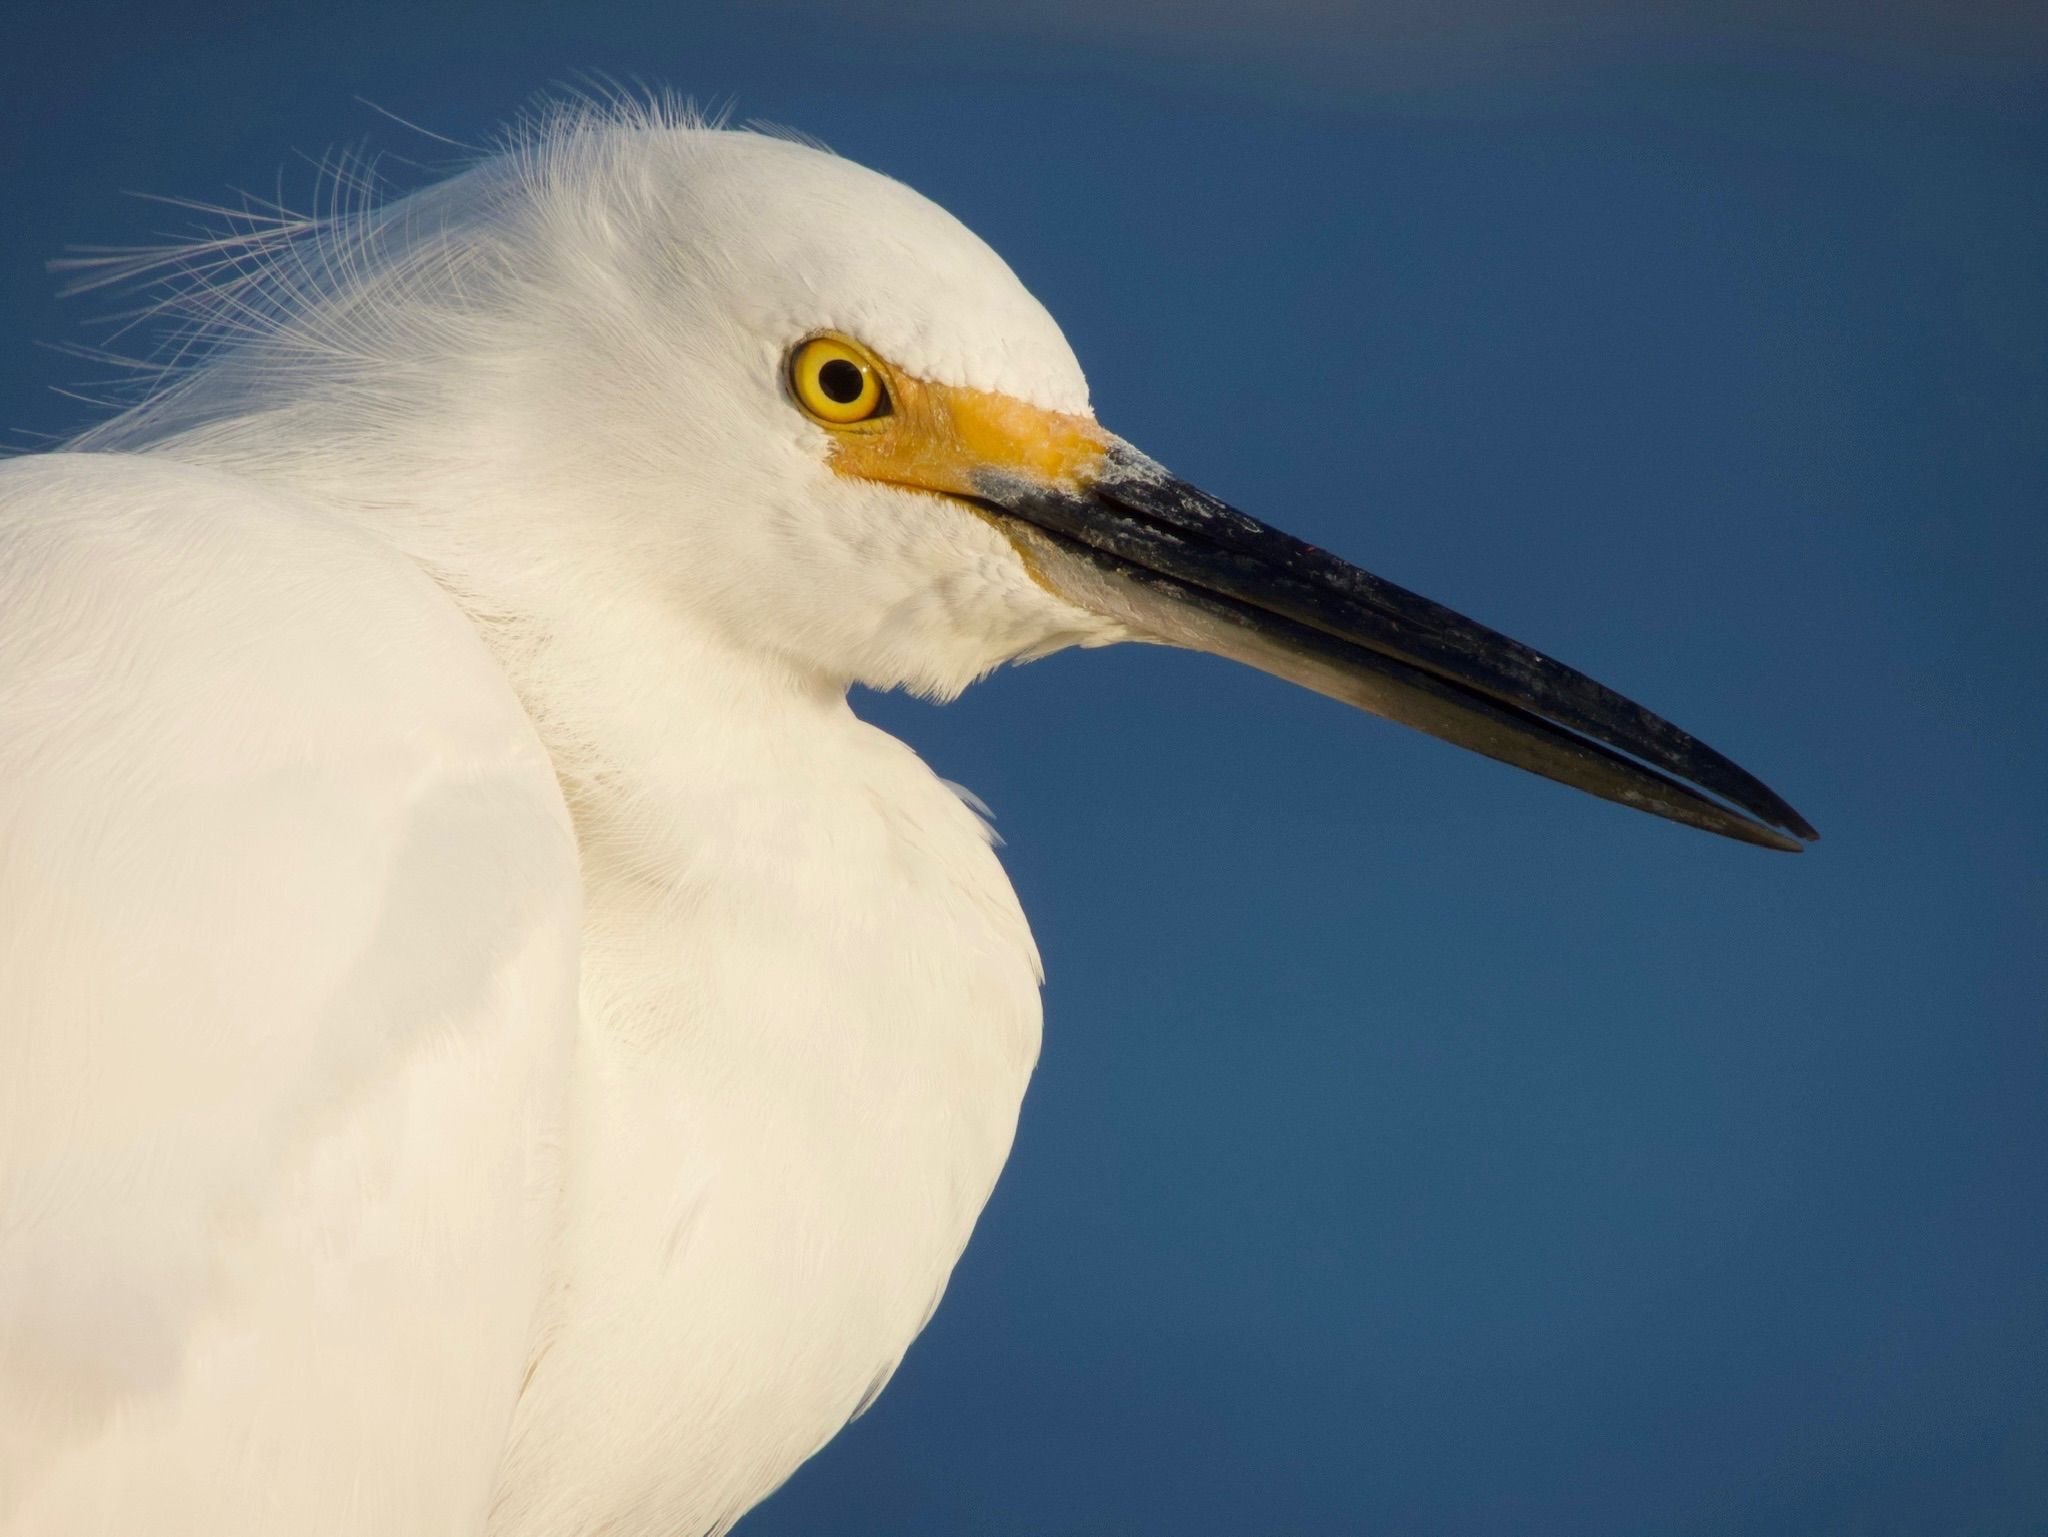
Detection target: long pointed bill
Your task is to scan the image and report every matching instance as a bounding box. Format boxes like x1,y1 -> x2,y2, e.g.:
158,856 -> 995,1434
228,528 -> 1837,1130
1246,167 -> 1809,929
821,365 -> 1813,851
969,440 -> 1816,853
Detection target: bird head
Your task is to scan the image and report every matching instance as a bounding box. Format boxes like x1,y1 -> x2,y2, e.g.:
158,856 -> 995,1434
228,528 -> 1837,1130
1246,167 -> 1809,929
102,112 -> 1812,850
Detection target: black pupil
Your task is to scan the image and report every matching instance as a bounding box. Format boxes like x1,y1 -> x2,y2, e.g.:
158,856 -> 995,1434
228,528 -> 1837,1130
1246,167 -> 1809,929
817,358 -> 866,405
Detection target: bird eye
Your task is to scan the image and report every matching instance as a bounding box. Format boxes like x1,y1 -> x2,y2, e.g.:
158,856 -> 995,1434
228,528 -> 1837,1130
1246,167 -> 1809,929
789,336 -> 890,425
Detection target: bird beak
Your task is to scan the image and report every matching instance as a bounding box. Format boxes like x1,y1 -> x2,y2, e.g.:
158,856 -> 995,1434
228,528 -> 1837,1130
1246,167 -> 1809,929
822,363 -> 1811,851
967,438 -> 1816,852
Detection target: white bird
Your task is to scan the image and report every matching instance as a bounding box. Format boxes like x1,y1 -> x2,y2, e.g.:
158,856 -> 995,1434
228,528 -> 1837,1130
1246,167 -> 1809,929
0,103 -> 1813,1537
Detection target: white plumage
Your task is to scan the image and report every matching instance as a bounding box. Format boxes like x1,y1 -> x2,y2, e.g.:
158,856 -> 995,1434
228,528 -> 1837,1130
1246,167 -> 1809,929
3,113 -> 1096,1536
1,454 -> 578,1532
0,97 -> 1812,1537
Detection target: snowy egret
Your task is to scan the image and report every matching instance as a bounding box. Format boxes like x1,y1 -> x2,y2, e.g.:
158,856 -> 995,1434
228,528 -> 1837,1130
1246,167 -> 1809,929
0,106 -> 1813,1536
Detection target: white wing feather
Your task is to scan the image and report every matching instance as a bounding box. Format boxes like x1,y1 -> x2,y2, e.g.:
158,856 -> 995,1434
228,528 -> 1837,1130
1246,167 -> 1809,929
0,454 -> 581,1536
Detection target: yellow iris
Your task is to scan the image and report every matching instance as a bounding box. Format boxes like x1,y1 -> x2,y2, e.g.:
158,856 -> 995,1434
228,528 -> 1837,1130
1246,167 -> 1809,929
788,335 -> 890,425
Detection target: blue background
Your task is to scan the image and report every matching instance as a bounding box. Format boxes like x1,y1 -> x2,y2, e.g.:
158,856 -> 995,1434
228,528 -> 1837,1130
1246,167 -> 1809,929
4,5 -> 2044,1532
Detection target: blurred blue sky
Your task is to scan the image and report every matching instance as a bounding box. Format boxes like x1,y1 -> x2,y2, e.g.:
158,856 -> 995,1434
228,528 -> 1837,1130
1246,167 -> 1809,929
3,4 -> 2044,1533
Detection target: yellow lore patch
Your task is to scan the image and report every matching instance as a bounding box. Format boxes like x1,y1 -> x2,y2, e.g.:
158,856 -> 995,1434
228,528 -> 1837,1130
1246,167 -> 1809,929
805,340 -> 1107,500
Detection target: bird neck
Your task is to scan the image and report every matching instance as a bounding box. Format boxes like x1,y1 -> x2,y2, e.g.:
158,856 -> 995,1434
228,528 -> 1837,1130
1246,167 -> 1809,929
488,580 -> 867,889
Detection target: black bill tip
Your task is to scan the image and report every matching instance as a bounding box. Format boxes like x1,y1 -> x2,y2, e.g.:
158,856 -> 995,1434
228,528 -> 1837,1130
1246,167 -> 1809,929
971,444 -> 1816,854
